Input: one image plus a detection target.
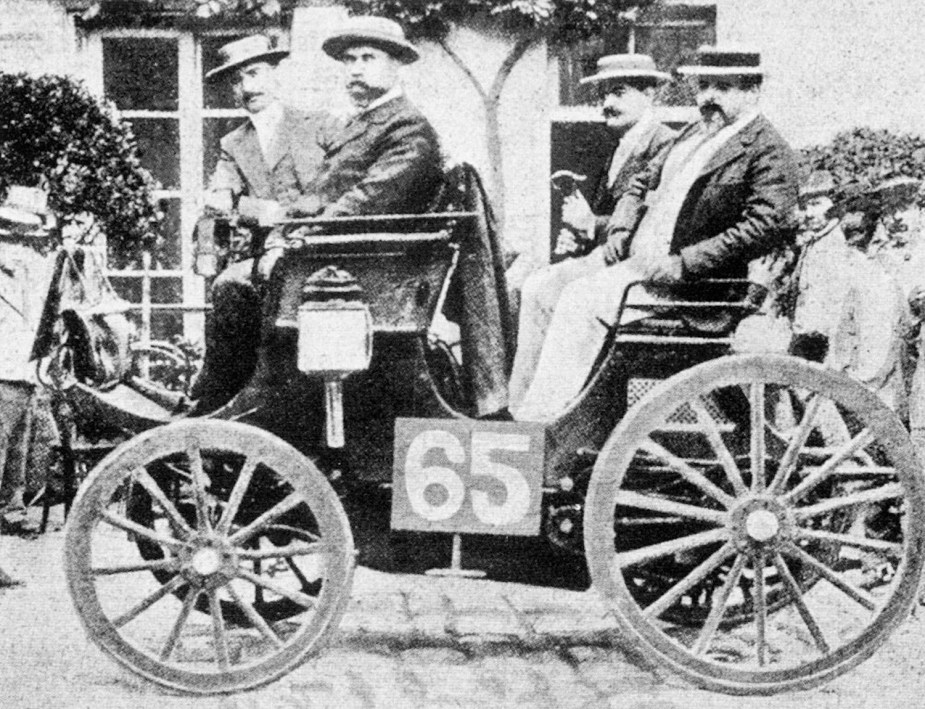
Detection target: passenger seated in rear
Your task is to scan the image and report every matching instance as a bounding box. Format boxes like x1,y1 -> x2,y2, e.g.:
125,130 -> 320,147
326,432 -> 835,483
514,46 -> 799,422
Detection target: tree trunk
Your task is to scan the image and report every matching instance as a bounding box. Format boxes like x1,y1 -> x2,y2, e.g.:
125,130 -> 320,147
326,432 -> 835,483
438,31 -> 539,230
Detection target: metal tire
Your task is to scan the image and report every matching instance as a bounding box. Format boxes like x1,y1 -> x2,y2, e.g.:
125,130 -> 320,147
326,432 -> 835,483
64,419 -> 355,694
585,354 -> 925,694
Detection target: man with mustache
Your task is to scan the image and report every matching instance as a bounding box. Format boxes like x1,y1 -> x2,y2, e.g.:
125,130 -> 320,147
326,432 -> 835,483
509,54 -> 676,411
515,46 -> 799,421
192,18 -> 442,412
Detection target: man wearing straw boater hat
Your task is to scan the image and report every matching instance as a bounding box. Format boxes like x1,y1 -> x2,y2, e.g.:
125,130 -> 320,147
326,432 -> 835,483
515,45 -> 799,421
192,18 -> 442,412
509,54 -> 676,411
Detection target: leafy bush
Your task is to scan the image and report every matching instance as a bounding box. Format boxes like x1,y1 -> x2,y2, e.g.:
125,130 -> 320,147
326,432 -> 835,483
0,72 -> 160,266
799,127 -> 925,210
342,0 -> 647,43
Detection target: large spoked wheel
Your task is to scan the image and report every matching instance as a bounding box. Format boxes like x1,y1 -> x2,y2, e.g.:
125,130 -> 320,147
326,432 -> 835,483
585,354 -> 925,694
64,420 -> 355,694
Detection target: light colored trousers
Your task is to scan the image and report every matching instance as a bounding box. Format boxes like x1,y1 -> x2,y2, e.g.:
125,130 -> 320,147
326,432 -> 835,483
508,249 -> 607,413
513,255 -> 653,422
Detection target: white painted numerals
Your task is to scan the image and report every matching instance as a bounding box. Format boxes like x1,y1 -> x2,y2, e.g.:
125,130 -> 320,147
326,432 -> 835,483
469,432 -> 531,526
402,429 -> 533,527
403,429 -> 467,521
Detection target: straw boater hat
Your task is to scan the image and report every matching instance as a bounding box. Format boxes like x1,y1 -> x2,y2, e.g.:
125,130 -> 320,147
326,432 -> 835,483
205,35 -> 290,81
0,185 -> 53,236
677,45 -> 764,77
322,16 -> 420,64
579,54 -> 670,86
799,170 -> 836,202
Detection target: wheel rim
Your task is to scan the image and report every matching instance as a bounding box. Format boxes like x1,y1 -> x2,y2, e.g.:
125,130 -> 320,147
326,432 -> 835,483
64,420 -> 355,694
585,354 -> 925,694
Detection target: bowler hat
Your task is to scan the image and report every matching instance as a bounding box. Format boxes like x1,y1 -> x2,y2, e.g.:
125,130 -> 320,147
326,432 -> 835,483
870,176 -> 921,212
322,16 -> 419,64
799,170 -> 836,201
579,54 -> 669,86
678,45 -> 764,77
205,35 -> 289,81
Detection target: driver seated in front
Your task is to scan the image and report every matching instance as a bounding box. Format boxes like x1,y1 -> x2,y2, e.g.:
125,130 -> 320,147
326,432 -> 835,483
191,17 -> 443,413
513,46 -> 800,422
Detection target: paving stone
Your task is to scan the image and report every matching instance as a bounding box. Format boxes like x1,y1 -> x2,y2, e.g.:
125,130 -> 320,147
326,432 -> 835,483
342,590 -> 407,635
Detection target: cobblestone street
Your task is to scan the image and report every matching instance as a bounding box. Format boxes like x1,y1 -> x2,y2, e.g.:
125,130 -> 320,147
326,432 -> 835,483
1,508 -> 923,709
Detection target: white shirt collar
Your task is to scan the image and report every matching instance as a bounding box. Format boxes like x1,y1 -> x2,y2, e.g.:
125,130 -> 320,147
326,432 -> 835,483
353,85 -> 403,117
249,101 -> 285,158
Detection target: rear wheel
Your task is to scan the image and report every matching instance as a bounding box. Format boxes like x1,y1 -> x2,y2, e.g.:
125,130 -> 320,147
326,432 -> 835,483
585,354 -> 925,694
65,419 -> 355,694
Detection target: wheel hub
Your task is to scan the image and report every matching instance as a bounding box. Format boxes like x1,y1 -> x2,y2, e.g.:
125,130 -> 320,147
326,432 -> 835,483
191,547 -> 222,576
745,509 -> 780,542
730,496 -> 792,550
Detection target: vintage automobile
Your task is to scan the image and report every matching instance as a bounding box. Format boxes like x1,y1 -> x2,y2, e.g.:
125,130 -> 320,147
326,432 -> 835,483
37,198 -> 925,697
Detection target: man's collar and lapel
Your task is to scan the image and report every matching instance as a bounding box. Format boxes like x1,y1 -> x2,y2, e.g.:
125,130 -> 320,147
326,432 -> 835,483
224,105 -> 304,194
671,112 -> 764,178
324,93 -> 410,154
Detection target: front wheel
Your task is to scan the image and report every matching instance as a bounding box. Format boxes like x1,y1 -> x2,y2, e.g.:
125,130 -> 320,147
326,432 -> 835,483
64,419 -> 355,694
585,354 -> 925,694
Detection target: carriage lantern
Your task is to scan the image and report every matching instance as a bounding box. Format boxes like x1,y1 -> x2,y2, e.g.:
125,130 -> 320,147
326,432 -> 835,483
298,265 -> 373,448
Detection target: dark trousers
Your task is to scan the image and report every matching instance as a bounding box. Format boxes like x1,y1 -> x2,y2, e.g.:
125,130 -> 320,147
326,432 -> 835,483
190,259 -> 262,411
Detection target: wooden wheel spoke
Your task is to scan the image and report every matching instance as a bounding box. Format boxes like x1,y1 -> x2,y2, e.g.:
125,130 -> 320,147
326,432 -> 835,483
228,493 -> 304,546
617,527 -> 729,568
693,553 -> 746,655
236,542 -> 325,560
92,558 -> 179,576
236,567 -> 316,609
216,456 -> 258,535
784,429 -> 875,502
227,584 -> 285,649
101,510 -> 184,550
638,438 -> 736,509
782,543 -> 877,611
186,442 -> 213,533
113,574 -> 187,628
689,398 -> 748,496
797,527 -> 902,554
643,542 -> 736,619
131,467 -> 194,539
159,587 -> 200,661
615,490 -> 727,525
208,589 -> 231,670
772,552 -> 830,655
753,550 -> 768,666
794,483 -> 902,520
750,382 -> 766,492
769,394 -> 822,494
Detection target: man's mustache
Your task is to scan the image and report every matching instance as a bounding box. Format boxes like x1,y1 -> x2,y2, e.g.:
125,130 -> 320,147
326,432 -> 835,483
699,102 -> 723,115
602,107 -> 620,119
347,80 -> 369,90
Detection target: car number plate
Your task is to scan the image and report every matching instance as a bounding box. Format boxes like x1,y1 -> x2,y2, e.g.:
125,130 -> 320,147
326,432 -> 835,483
391,418 -> 546,536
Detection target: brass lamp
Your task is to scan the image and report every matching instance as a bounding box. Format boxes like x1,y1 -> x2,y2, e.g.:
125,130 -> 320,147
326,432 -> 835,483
298,266 -> 373,448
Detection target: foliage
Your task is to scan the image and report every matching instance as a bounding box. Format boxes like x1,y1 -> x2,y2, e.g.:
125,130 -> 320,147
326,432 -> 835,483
341,0 -> 650,44
79,0 -> 282,23
799,127 -> 925,210
0,72 -> 160,266
193,0 -> 281,19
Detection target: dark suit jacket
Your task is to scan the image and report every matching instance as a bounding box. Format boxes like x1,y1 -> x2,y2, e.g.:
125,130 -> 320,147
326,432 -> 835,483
313,95 -> 443,217
611,114 -> 799,279
589,119 -> 677,243
210,106 -> 328,206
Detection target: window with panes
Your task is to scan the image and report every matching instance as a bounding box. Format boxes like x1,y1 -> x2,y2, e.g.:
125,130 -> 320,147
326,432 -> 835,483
80,26 -> 286,344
